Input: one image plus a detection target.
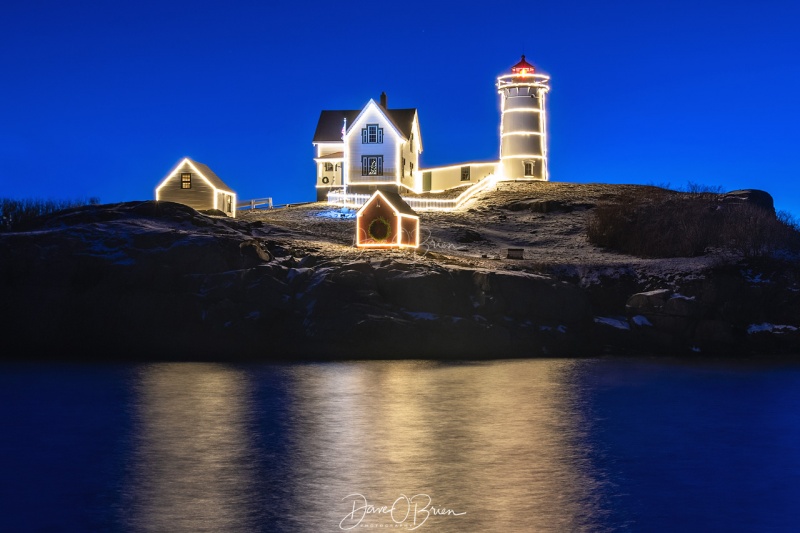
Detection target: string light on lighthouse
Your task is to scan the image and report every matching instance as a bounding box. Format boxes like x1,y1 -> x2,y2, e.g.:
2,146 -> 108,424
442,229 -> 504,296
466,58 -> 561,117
497,55 -> 550,181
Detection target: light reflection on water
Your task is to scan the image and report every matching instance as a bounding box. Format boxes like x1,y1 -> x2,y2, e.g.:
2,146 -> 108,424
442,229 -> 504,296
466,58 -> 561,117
5,359 -> 798,531
125,360 -> 608,532
125,363 -> 260,532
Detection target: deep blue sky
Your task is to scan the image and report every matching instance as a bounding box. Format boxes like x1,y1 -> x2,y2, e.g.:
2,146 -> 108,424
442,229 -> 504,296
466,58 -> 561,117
2,0 -> 799,215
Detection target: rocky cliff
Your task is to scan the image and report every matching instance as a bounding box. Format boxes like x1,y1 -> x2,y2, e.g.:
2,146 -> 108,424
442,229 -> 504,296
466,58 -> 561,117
1,186 -> 798,360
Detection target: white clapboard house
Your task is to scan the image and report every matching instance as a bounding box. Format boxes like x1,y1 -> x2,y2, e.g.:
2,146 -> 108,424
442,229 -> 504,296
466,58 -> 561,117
312,93 -> 421,201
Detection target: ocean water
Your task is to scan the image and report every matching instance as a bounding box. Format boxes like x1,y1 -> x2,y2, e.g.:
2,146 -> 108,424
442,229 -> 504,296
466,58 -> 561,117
1,358 -> 799,532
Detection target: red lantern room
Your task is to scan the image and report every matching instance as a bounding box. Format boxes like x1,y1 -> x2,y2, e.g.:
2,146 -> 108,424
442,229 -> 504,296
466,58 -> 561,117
511,55 -> 535,75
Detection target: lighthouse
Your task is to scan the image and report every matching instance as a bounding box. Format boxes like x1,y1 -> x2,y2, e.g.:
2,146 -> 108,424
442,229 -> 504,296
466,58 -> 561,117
497,55 -> 550,180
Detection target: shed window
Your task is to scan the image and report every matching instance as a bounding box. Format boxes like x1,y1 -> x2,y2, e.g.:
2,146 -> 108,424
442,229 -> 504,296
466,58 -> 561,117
461,166 -> 471,181
181,173 -> 192,189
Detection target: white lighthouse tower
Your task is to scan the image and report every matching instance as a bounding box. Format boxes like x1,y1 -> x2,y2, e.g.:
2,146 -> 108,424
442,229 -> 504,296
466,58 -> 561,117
497,55 -> 550,180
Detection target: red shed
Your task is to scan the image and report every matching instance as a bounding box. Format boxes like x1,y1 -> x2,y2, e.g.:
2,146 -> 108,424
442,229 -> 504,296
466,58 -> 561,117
356,190 -> 420,249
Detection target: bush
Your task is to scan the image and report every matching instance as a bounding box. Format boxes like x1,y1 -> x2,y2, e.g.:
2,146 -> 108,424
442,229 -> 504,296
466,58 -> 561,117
682,181 -> 724,195
587,189 -> 798,258
778,210 -> 800,232
0,197 -> 100,231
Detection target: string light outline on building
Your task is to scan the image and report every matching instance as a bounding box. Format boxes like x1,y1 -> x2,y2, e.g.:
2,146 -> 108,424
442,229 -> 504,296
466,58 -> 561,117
355,190 -> 420,249
155,157 -> 237,217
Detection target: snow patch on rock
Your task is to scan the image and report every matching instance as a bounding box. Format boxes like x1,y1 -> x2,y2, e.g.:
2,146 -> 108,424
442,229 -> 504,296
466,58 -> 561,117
747,323 -> 798,334
594,316 -> 630,330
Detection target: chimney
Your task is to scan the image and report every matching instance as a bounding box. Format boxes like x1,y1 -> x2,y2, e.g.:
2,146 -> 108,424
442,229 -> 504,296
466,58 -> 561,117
380,91 -> 387,108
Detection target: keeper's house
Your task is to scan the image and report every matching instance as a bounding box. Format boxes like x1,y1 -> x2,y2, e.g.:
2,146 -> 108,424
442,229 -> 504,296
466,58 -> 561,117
155,157 -> 237,217
312,92 -> 421,201
356,190 -> 419,249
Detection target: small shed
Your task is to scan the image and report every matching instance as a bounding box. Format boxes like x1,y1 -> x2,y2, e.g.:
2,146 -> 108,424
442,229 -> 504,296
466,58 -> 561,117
356,190 -> 419,249
155,157 -> 237,217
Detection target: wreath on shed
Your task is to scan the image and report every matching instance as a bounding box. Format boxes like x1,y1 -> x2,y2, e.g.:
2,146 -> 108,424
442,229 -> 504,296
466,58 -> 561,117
367,216 -> 392,242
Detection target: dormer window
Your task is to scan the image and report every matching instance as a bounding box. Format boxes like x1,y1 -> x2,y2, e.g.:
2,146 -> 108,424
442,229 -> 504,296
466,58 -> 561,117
181,173 -> 192,189
361,124 -> 383,144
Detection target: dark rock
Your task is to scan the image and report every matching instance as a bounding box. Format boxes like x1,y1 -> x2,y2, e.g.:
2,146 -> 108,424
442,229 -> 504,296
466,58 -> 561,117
664,295 -> 700,318
626,289 -> 671,313
721,189 -> 775,213
504,199 -> 573,213
694,319 -> 736,345
375,269 -> 466,315
454,227 -> 484,243
331,268 -> 378,290
581,271 -> 641,315
2,200 -> 799,360
298,255 -> 317,268
199,209 -> 228,217
649,314 -> 694,337
472,270 -> 591,324
240,239 -> 272,262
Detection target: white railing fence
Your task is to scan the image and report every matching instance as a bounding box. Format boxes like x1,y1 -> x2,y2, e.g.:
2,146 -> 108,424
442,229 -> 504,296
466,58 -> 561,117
327,174 -> 499,212
237,197 -> 273,210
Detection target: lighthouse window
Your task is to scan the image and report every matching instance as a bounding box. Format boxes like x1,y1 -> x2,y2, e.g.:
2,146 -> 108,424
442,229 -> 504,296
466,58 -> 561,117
323,162 -> 334,172
361,124 -> 383,144
523,161 -> 535,177
461,166 -> 471,181
361,155 -> 384,176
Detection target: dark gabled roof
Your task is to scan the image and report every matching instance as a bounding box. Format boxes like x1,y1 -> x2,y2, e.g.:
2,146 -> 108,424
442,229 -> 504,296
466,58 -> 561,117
378,190 -> 417,217
312,110 -> 361,143
313,105 -> 418,143
389,108 -> 417,139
